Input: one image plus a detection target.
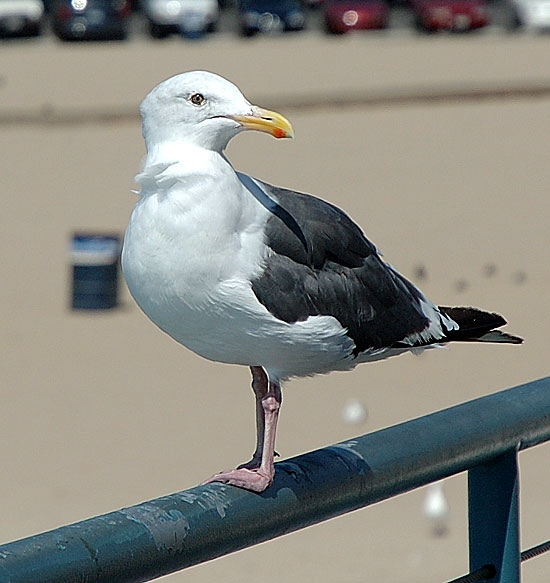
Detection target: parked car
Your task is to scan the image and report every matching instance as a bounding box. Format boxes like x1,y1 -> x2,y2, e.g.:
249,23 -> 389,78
507,0 -> 550,30
410,0 -> 490,31
324,0 -> 390,33
238,0 -> 306,36
141,0 -> 218,38
0,0 -> 43,37
50,0 -> 131,40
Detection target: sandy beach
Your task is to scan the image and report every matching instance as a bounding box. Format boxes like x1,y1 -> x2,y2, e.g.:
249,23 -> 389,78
1,31 -> 549,581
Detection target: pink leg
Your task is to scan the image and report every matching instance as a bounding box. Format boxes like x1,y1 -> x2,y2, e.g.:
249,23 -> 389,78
238,366 -> 268,470
201,366 -> 282,492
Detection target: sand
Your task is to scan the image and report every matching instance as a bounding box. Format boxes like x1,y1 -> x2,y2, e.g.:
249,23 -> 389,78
1,31 -> 549,582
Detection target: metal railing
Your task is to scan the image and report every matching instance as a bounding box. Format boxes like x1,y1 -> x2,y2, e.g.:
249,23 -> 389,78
0,376 -> 549,583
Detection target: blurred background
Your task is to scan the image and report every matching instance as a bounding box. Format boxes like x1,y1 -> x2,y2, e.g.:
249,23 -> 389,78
1,5 -> 550,581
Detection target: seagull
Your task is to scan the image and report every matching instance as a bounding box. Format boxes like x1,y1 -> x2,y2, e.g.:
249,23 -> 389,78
121,70 -> 522,493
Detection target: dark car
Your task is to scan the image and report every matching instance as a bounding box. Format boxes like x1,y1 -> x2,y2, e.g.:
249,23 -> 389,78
50,0 -> 131,40
324,0 -> 390,33
238,0 -> 306,36
0,0 -> 44,37
410,0 -> 490,31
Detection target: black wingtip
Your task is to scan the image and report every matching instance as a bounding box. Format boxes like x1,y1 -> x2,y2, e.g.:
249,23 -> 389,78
438,306 -> 523,345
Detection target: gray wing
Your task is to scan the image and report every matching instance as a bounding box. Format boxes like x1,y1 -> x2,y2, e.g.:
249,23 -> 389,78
249,180 -> 436,355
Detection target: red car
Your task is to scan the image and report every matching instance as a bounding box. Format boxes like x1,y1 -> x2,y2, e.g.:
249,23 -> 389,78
324,0 -> 390,33
411,0 -> 490,31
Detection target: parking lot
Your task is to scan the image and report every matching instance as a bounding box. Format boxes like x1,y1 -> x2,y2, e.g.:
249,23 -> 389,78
0,0 -> 538,41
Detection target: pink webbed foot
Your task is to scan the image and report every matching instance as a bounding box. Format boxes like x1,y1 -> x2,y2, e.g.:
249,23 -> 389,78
200,367 -> 281,493
201,466 -> 274,493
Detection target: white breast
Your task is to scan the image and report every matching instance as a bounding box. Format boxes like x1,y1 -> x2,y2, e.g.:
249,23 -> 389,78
124,148 -> 263,334
122,144 -> 361,381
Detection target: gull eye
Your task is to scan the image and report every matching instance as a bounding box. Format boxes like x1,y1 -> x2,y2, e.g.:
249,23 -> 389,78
189,92 -> 206,107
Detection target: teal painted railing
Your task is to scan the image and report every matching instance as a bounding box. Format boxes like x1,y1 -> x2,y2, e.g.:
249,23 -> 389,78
0,376 -> 549,583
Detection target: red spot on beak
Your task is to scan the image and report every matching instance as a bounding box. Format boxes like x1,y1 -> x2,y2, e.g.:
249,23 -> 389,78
273,128 -> 286,139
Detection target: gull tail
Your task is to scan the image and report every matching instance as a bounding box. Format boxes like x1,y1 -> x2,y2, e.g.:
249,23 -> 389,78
439,306 -> 523,344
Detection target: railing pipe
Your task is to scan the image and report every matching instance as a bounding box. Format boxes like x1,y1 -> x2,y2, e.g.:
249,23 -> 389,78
469,449 -> 520,582
0,377 -> 549,583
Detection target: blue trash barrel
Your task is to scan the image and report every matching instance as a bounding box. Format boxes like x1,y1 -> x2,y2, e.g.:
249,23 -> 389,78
70,233 -> 121,310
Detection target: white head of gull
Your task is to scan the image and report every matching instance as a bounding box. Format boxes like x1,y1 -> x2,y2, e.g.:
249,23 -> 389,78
122,70 -> 522,492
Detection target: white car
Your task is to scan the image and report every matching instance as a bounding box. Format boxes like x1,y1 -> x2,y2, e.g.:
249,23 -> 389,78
0,0 -> 43,36
141,0 -> 219,38
508,0 -> 550,29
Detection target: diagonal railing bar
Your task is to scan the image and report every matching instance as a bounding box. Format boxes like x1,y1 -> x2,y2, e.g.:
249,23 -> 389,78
0,377 -> 548,583
521,539 -> 550,561
446,563 -> 497,583
448,538 -> 550,583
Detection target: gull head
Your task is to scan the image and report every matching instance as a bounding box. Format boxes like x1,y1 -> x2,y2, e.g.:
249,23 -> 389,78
140,70 -> 294,153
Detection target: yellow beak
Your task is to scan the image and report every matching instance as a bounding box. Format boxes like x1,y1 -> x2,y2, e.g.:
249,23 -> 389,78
231,106 -> 294,139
